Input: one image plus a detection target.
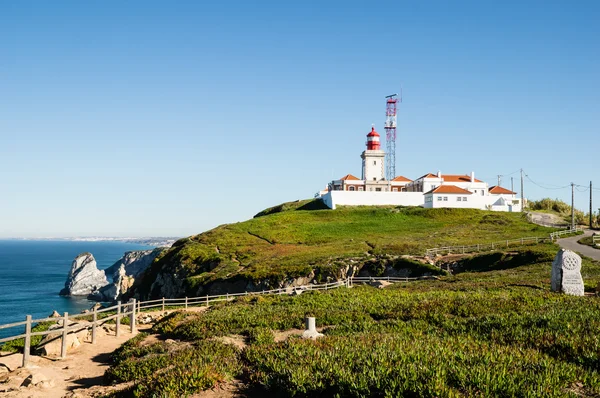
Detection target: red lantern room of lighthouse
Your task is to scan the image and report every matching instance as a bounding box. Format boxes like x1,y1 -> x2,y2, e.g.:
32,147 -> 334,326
366,126 -> 381,150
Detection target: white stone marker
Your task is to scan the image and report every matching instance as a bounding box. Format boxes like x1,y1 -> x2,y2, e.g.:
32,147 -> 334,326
302,317 -> 324,339
551,249 -> 584,296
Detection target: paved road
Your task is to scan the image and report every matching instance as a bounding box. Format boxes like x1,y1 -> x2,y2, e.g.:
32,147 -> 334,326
557,230 -> 600,261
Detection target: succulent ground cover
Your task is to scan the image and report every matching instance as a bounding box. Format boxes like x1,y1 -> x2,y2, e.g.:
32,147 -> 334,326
106,245 -> 600,397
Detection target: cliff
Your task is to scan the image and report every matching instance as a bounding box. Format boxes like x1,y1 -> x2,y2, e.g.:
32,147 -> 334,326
126,199 -> 552,300
88,248 -> 166,301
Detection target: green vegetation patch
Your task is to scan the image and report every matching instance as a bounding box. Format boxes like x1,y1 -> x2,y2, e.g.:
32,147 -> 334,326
106,247 -> 600,397
136,204 -> 556,298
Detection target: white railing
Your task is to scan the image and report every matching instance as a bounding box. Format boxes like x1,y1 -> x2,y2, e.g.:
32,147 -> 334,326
425,236 -> 549,257
549,226 -> 583,240
0,276 -> 415,367
425,227 -> 584,258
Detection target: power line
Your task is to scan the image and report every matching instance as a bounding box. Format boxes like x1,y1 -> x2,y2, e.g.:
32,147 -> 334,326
523,173 -> 571,190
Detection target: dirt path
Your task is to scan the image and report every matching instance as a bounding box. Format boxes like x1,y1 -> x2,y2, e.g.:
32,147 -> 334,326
557,230 -> 600,261
527,211 -> 568,227
0,307 -> 209,398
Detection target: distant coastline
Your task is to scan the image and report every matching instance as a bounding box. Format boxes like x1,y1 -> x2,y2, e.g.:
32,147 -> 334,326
3,237 -> 179,248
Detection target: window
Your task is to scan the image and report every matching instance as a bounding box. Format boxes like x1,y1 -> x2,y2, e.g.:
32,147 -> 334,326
358,186 -> 364,191
463,197 -> 468,201
376,188 -> 382,192
349,186 -> 355,191
481,191 -> 484,196
373,177 -> 376,181
443,197 -> 448,201
373,161 -> 376,165
457,197 -> 462,202
437,196 -> 442,201
392,188 -> 398,192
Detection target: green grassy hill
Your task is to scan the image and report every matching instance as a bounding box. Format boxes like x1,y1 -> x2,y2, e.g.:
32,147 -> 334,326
134,200 -> 556,299
107,246 -> 600,397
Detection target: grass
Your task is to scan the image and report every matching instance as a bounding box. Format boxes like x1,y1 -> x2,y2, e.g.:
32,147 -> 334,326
106,244 -> 600,397
579,236 -> 600,250
135,201 -> 556,298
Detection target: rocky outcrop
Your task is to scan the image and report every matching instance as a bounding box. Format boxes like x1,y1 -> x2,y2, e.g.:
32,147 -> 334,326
59,253 -> 108,296
88,248 -> 165,302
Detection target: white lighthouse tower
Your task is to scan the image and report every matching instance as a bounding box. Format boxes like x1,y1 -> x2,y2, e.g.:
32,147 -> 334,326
361,126 -> 387,191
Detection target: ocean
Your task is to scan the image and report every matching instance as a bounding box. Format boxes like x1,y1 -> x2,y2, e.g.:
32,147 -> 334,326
0,240 -> 152,339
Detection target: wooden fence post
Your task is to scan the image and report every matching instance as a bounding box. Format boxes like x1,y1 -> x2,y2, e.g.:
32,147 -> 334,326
22,315 -> 31,368
92,307 -> 97,344
185,297 -> 188,310
61,312 -> 69,359
161,297 -> 165,312
116,301 -> 121,338
130,299 -> 136,333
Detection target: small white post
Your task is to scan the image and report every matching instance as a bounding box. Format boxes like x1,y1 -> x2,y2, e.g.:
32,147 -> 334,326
61,312 -> 69,359
92,307 -> 97,344
116,301 -> 121,338
161,297 -> 165,312
206,295 -> 209,307
22,315 -> 31,367
185,297 -> 188,310
130,298 -> 136,333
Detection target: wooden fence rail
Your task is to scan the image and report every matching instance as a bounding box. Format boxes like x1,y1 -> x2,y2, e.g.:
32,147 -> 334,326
0,277 -> 415,367
425,227 -> 583,258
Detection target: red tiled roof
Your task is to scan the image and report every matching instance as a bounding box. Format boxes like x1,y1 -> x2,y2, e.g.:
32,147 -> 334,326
424,185 -> 473,195
489,186 -> 516,195
442,174 -> 483,183
415,173 -> 439,180
391,176 -> 412,182
340,174 -> 360,181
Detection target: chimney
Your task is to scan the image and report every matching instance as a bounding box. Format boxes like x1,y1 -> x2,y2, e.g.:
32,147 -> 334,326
470,171 -> 475,183
437,170 -> 442,178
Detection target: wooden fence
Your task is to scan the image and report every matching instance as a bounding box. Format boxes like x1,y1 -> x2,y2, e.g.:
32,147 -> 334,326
0,277 -> 418,367
425,227 -> 583,258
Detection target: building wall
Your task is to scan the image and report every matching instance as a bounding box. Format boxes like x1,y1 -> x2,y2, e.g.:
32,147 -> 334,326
321,191 -> 424,210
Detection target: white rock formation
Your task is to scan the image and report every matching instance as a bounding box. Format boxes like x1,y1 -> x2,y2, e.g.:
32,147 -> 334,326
89,248 -> 164,301
59,253 -> 108,296
551,249 -> 585,296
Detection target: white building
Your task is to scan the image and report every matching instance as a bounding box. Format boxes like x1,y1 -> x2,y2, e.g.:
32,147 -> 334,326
319,126 -> 522,212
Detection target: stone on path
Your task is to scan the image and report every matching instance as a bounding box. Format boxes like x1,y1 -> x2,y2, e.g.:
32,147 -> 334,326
551,249 -> 585,296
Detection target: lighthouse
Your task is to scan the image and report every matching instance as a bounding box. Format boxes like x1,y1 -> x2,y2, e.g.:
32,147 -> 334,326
361,126 -> 386,184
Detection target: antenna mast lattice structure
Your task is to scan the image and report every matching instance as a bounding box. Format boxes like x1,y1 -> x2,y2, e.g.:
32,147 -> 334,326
385,93 -> 399,180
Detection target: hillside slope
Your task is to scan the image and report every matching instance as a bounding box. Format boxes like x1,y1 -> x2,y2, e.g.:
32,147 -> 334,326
132,200 -> 555,299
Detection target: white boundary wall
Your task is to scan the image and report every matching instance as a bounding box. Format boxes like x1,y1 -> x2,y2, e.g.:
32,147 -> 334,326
321,191 -> 522,212
322,191 -> 424,210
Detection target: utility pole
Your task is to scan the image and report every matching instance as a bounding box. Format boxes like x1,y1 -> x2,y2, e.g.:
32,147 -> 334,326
520,169 -> 524,212
590,181 -> 593,229
571,182 -> 575,230
511,177 -> 514,193
497,175 -> 502,186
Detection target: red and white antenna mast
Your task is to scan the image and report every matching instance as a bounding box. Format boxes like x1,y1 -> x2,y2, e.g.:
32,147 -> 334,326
385,93 -> 399,180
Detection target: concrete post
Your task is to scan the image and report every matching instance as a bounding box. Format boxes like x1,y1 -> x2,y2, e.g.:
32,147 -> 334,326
185,297 -> 188,310
302,317 -> 324,339
161,297 -> 165,312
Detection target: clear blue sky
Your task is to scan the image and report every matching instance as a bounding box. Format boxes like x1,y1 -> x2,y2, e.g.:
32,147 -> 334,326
1,1 -> 598,238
